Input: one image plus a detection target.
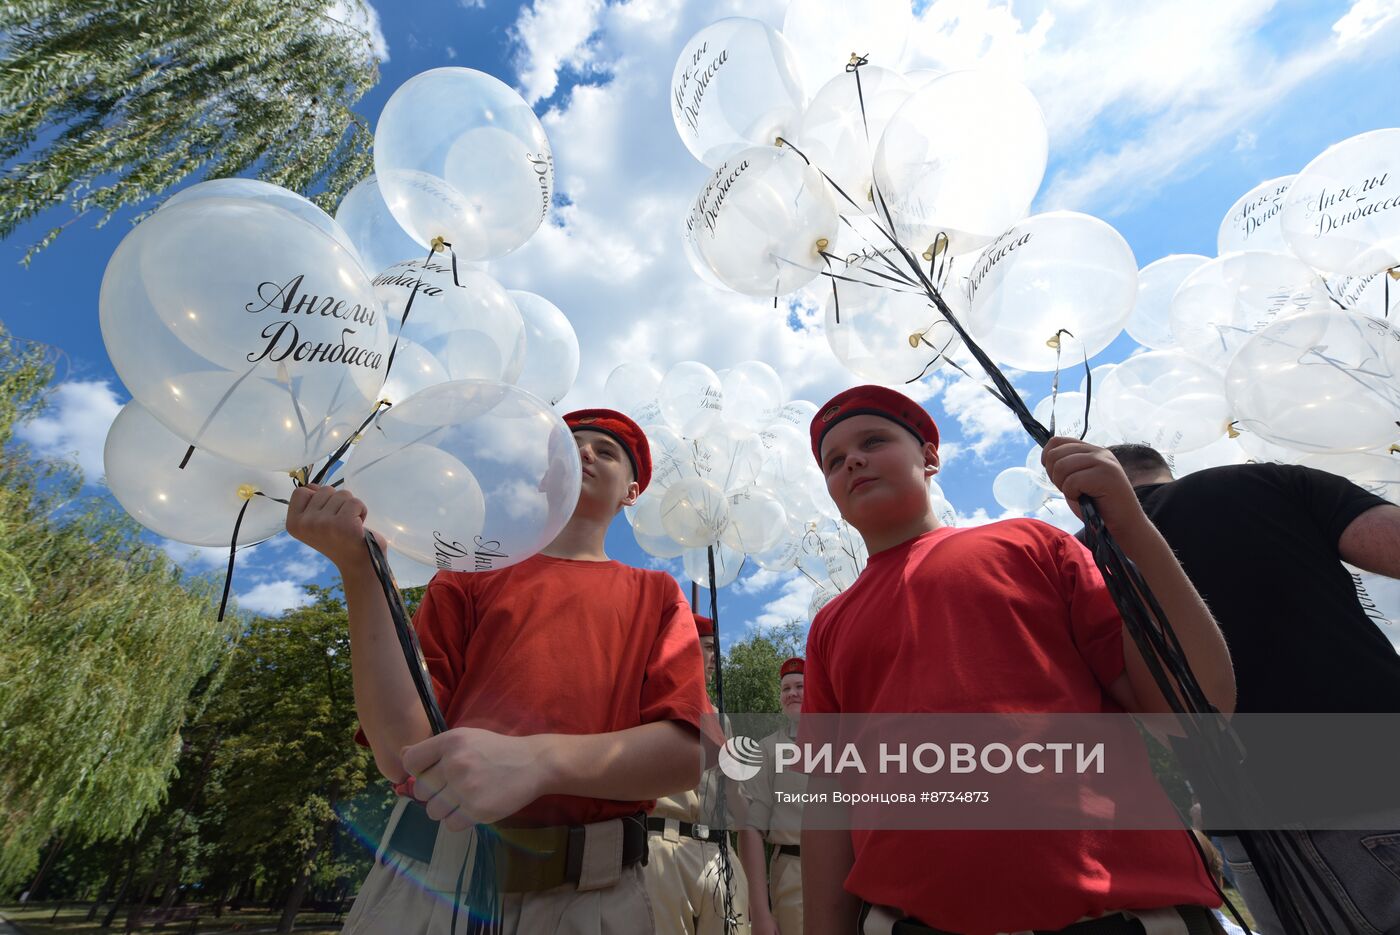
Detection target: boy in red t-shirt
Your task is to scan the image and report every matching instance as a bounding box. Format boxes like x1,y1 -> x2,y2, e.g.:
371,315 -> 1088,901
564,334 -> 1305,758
288,408 -> 712,933
799,386 -> 1236,935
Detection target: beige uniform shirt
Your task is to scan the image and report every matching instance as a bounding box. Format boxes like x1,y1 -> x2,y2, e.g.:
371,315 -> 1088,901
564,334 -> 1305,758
740,720 -> 806,846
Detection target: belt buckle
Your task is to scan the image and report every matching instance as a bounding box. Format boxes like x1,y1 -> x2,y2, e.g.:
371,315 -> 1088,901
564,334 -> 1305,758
691,823 -> 710,841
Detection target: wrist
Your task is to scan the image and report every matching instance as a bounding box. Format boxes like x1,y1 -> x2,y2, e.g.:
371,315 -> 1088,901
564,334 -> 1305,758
530,734 -> 564,797
333,545 -> 376,579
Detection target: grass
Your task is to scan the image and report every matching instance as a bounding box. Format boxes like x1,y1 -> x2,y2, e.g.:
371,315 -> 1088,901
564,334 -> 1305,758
0,903 -> 343,935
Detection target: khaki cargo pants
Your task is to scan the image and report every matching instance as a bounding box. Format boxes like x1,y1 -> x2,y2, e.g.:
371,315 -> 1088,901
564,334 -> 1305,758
641,821 -> 750,934
343,797 -> 654,935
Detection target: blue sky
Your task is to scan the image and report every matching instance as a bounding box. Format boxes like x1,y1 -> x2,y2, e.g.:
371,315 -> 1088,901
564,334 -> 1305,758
3,0 -> 1399,648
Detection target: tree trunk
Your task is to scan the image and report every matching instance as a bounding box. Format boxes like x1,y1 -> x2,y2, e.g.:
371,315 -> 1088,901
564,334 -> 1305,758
276,867 -> 314,934
87,860 -> 122,921
26,832 -> 67,900
101,857 -> 139,929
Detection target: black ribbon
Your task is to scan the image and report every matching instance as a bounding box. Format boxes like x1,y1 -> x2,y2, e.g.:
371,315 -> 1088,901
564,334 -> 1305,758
706,545 -> 738,935
362,529 -> 448,734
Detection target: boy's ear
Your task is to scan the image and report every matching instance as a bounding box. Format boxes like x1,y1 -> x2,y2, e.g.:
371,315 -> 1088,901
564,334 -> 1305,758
620,481 -> 640,509
923,442 -> 941,476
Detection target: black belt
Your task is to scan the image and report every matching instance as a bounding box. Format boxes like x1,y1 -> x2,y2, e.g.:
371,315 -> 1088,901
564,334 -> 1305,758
775,844 -> 800,858
881,905 -> 1218,935
386,800 -> 649,892
645,817 -> 724,843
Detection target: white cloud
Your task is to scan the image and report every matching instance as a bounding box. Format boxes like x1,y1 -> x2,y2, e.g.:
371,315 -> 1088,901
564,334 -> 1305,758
511,0 -> 609,104
16,380 -> 122,483
459,0 -> 486,7
325,0 -> 390,63
1333,0 -> 1400,45
160,540 -> 228,571
235,579 -> 315,616
747,570 -> 818,632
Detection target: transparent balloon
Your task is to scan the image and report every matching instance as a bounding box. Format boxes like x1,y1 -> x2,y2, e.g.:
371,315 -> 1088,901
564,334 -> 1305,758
1033,391 -> 1090,440
660,361 -> 724,437
644,423 -> 692,493
99,197 -> 388,470
377,261 -> 526,386
1217,176 -> 1294,256
104,401 -> 289,547
387,548 -> 439,589
693,146 -> 838,297
682,197 -> 731,291
809,584 -> 839,621
1327,269 -> 1400,322
782,0 -> 911,91
164,178 -> 363,267
826,259 -> 962,383
1126,254 -> 1209,351
683,542 -> 746,588
721,487 -> 788,552
1099,350 -> 1229,454
993,466 -> 1052,513
1226,312 -> 1400,453
1169,435 -> 1249,477
375,68 -> 552,260
873,71 -> 1047,256
606,362 -> 664,426
1034,497 -> 1081,535
335,175 -> 436,281
660,477 -> 731,547
670,18 -> 807,168
797,66 -> 912,214
966,211 -> 1137,372
696,423 -> 766,492
753,525 -> 805,571
379,336 -> 451,406
343,380 -> 581,570
508,291 -> 579,406
1281,128 -> 1400,277
722,361 -> 785,431
1169,251 -> 1332,369
774,399 -> 818,430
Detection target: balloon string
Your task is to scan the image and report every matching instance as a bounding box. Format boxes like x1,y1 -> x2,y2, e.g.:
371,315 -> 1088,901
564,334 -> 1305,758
175,363 -> 261,470
309,399 -> 392,486
216,497 -> 253,622
846,53 -> 872,143
380,241 -> 441,388
363,528 -> 448,734
705,545 -> 737,935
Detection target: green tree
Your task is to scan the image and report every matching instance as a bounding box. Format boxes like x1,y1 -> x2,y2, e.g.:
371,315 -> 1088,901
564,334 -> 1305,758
719,619 -> 807,715
0,0 -> 379,260
0,324 -> 239,891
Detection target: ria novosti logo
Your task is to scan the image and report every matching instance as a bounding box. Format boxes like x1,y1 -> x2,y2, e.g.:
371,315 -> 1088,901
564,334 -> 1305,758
718,735 -> 764,781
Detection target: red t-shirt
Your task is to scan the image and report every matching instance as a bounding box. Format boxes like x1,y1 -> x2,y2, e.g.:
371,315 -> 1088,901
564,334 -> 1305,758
799,520 -> 1218,934
359,554 -> 712,827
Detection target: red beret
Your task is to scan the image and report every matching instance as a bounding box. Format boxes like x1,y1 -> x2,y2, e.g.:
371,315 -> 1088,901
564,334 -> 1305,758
780,657 -> 804,679
564,408 -> 652,493
693,614 -> 714,638
810,385 -> 939,464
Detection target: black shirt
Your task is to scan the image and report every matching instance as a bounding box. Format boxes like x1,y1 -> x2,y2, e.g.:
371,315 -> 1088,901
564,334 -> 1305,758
1132,462 -> 1399,714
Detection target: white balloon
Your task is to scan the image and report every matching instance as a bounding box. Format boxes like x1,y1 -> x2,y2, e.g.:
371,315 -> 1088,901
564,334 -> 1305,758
692,146 -> 838,297
387,548 -> 439,589
797,66 -> 912,214
335,175 -> 434,282
508,291 -> 579,406
375,68 -> 552,260
873,71 -> 1048,255
1167,435 -> 1249,477
376,261 -> 526,386
696,423 -> 766,492
660,361 -> 724,437
670,18 -> 807,168
100,197 -> 388,471
343,380 -> 581,571
162,178 -> 362,267
1281,128 -> 1400,277
1169,251 -> 1332,369
1327,269 -> 1400,322
1217,176 -> 1295,255
774,399 -> 818,431
643,423 -> 692,493
1126,255 -> 1209,351
683,542 -> 746,588
1033,391 -> 1090,440
605,362 -> 664,426
782,0 -> 911,91
993,467 -> 1051,513
809,584 -> 838,621
721,487 -> 788,553
378,337 -> 450,407
1100,350 -> 1229,454
826,258 -> 962,384
661,477 -> 731,547
682,197 -> 731,290
103,401 -> 289,547
722,361 -> 785,431
966,211 -> 1137,372
1226,311 -> 1400,453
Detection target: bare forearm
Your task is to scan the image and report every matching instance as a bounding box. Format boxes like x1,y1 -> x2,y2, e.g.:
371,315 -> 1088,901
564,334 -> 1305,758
342,553 -> 433,782
1113,518 -> 1236,715
738,830 -> 772,921
535,720 -> 702,801
1340,504 -> 1400,578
